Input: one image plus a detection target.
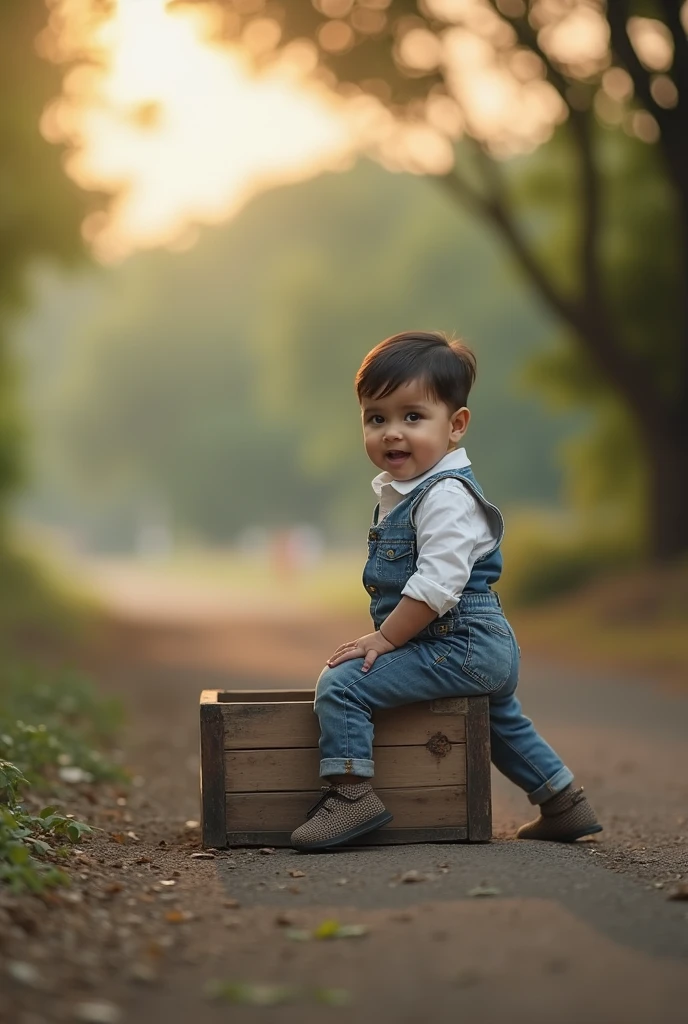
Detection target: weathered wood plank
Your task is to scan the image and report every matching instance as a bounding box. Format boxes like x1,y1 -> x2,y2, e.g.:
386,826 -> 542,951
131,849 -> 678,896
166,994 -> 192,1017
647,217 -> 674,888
200,702 -> 227,848
226,786 -> 467,831
217,689 -> 315,703
225,826 -> 469,847
465,696 -> 492,841
220,700 -> 466,750
225,743 -> 466,792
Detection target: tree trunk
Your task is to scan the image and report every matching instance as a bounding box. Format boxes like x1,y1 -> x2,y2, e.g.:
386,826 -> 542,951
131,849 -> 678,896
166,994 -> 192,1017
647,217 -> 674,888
644,421 -> 688,561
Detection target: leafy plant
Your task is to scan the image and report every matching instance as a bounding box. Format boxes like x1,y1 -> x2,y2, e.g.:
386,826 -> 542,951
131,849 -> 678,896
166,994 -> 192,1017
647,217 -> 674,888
0,664 -> 126,786
0,758 -> 94,893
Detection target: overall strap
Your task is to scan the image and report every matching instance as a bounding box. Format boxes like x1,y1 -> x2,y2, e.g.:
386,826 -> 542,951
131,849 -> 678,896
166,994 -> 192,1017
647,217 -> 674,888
405,468 -> 505,557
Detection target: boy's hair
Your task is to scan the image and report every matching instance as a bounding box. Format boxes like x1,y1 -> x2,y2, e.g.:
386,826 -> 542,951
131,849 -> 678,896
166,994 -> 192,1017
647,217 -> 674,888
355,331 -> 476,410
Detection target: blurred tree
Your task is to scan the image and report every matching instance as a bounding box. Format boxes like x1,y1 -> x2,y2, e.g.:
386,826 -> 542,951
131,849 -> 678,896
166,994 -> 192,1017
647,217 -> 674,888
18,164 -> 572,548
0,0 -> 92,517
198,0 -> 688,559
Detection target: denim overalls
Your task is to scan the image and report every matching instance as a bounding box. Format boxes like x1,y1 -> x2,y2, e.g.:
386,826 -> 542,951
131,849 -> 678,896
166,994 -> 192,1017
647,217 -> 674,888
315,466 -> 573,805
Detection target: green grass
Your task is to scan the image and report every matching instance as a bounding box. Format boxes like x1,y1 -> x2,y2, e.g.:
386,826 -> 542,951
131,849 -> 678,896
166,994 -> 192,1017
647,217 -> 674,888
0,534 -> 99,645
0,663 -> 127,787
0,537 -> 126,892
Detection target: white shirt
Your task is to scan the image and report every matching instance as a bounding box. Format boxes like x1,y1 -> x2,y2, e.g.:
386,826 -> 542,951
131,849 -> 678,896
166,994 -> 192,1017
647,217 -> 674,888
371,449 -> 500,617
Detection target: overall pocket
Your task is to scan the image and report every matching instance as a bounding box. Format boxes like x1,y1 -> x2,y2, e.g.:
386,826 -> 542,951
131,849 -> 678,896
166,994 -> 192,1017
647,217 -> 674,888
462,618 -> 514,691
375,542 -> 415,582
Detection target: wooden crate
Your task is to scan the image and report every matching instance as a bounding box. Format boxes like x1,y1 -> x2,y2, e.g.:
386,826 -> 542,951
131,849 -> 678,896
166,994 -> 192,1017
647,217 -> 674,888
199,689 -> 491,847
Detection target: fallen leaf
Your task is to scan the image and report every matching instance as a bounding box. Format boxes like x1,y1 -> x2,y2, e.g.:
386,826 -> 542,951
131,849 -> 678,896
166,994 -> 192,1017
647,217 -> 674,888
159,880 -> 176,887
327,923 -> 369,939
467,885 -> 501,898
190,852 -> 215,860
184,820 -> 200,830
667,883 -> 688,901
205,981 -> 298,1006
165,910 -> 193,923
58,766 -> 94,784
7,961 -> 42,987
398,870 -> 426,884
289,869 -> 306,878
136,856 -> 152,865
286,920 -> 369,941
74,1002 -> 122,1024
258,847 -> 276,855
110,833 -> 126,844
223,898 -> 240,909
275,912 -> 295,927
126,831 -> 140,842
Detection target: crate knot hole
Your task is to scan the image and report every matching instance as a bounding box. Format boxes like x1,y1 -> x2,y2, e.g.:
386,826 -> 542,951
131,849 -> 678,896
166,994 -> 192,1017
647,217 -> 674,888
425,732 -> 452,758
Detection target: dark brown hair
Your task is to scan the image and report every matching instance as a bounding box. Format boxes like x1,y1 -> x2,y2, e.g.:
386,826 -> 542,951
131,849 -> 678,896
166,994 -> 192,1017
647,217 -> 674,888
355,331 -> 477,410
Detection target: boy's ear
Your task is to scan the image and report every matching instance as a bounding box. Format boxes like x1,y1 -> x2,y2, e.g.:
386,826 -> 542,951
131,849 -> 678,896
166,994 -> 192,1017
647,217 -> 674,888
450,407 -> 470,443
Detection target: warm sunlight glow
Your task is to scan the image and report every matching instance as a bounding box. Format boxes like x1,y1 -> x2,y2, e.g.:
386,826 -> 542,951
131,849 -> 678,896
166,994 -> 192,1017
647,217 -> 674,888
36,0 -> 622,255
39,0 -> 355,260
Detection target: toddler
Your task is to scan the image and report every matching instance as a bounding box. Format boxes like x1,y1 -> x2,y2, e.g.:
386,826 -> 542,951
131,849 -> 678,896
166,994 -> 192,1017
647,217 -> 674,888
291,331 -> 601,851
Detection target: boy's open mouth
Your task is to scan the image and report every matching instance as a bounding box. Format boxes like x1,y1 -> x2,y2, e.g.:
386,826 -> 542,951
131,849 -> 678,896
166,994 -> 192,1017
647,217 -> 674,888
385,450 -> 410,465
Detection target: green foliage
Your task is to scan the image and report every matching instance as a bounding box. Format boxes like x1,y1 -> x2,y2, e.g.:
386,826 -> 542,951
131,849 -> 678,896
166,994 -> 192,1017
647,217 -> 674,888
0,665 -> 124,893
0,759 -> 93,893
0,664 -> 126,787
0,540 -> 96,647
0,0 -> 93,517
500,509 -> 638,606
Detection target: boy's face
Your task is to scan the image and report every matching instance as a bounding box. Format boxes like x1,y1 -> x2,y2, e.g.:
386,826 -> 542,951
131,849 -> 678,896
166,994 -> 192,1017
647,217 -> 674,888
360,380 -> 469,481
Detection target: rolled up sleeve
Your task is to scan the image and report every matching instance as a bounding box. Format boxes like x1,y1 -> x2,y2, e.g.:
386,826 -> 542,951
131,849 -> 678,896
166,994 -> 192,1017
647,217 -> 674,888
401,480 -> 484,617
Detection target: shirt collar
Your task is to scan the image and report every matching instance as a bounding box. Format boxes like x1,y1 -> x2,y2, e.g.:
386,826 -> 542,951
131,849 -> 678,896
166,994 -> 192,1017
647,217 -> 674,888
371,448 -> 471,498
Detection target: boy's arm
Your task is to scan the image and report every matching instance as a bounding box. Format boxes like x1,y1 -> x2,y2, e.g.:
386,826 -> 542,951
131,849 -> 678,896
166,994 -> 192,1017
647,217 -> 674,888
378,596 -> 437,647
381,480 -> 493,646
326,601 -> 435,673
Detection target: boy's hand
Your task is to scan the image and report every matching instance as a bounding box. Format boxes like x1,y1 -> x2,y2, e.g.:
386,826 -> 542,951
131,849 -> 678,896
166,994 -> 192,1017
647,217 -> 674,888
327,631 -> 396,673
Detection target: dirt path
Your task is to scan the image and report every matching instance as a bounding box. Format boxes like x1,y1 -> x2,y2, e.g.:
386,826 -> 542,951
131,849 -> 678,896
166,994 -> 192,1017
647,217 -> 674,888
2,607 -> 688,1024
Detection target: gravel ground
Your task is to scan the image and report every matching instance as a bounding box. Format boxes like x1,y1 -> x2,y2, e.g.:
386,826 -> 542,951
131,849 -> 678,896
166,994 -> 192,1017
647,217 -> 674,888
1,611 -> 687,1024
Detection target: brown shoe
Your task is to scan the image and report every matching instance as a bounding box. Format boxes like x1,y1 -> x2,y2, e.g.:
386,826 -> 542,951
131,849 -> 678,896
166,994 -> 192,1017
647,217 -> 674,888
291,782 -> 392,851
517,784 -> 602,842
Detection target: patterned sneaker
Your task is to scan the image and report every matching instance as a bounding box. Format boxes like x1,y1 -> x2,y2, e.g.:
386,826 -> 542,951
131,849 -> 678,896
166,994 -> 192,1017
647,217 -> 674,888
291,782 -> 393,851
517,784 -> 602,842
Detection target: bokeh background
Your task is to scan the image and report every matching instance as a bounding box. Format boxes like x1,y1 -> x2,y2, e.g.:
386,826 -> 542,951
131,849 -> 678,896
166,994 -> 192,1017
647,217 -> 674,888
1,0 -> 687,679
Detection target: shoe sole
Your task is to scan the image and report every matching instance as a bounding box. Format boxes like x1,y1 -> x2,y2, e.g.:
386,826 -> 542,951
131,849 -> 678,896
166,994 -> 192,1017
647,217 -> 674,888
519,823 -> 604,842
292,811 -> 394,851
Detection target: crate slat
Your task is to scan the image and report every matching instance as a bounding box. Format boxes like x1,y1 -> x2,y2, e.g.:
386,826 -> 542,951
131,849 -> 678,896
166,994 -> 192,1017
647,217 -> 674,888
220,700 -> 466,750
225,743 -> 467,792
226,785 -> 467,831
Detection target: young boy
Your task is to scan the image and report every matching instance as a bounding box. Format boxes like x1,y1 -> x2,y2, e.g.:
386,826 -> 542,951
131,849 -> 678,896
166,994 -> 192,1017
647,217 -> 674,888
290,331 -> 601,851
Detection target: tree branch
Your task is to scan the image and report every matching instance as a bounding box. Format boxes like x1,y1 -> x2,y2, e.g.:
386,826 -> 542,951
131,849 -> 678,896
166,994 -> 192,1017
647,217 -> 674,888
439,162 -> 577,326
483,4 -> 602,312
438,161 -> 664,422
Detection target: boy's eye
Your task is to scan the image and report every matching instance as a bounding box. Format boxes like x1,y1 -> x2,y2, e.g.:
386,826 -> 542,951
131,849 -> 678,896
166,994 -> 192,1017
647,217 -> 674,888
368,415 -> 385,425
405,412 -> 422,422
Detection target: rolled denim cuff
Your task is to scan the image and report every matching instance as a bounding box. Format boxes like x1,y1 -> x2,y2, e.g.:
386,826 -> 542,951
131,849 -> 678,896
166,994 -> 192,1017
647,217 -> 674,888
319,757 -> 375,779
528,766 -> 574,805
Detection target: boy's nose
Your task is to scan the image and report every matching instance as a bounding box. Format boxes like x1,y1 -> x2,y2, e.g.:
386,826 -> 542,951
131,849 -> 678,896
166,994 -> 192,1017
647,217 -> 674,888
383,427 -> 403,442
